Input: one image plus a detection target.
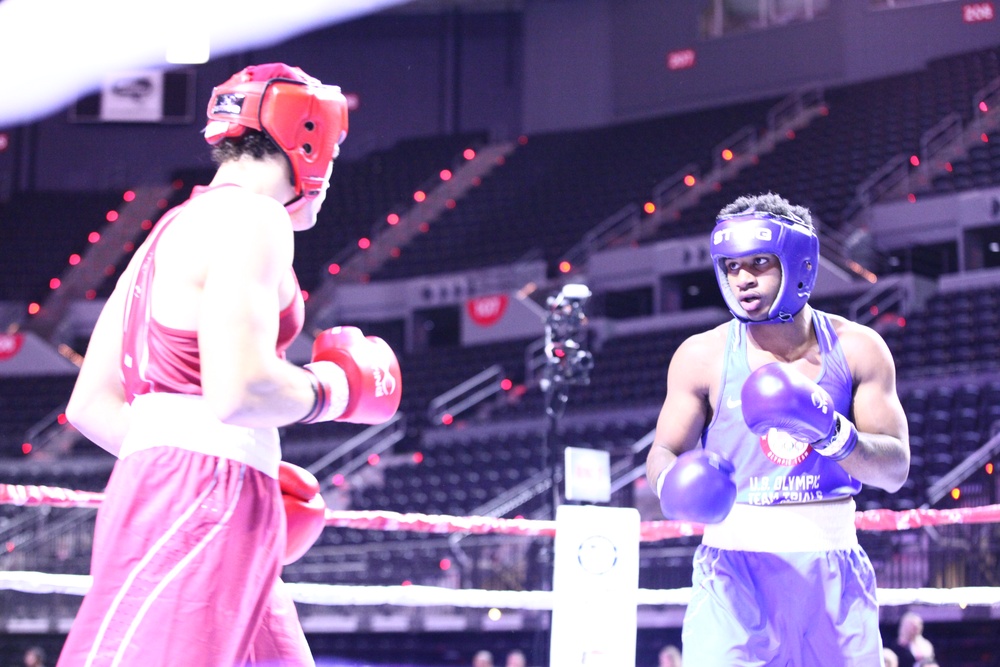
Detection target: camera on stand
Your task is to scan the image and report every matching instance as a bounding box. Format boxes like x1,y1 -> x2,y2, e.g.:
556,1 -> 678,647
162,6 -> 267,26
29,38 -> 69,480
541,283 -> 594,392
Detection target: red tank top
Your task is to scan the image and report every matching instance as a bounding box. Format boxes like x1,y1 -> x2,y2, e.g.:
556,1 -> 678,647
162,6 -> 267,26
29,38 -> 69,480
121,185 -> 304,403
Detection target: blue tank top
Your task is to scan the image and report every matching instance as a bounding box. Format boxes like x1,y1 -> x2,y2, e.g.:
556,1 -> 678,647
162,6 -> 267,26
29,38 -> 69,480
702,310 -> 862,505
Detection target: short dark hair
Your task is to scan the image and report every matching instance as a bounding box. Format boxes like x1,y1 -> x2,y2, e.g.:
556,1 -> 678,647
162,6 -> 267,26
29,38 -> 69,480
210,129 -> 282,166
717,192 -> 813,230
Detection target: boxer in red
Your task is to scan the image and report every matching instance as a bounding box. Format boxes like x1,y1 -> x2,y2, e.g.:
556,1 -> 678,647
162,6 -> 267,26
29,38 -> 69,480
58,63 -> 401,667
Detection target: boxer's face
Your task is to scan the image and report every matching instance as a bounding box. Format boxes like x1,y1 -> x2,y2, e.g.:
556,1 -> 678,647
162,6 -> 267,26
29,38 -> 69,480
289,160 -> 335,232
723,253 -> 781,320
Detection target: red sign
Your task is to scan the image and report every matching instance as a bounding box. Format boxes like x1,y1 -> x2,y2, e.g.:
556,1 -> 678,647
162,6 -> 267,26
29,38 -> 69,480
0,333 -> 24,361
466,294 -> 508,327
963,2 -> 995,22
666,48 -> 696,71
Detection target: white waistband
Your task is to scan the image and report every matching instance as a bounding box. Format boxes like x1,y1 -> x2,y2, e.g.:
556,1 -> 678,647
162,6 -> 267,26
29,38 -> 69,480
121,393 -> 281,478
702,498 -> 858,552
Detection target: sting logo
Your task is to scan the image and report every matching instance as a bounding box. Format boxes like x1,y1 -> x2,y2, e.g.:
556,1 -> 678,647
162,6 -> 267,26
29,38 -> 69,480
713,227 -> 773,245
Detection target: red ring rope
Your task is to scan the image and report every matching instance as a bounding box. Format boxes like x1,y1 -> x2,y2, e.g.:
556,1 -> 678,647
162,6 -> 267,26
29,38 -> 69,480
4,483 -> 999,541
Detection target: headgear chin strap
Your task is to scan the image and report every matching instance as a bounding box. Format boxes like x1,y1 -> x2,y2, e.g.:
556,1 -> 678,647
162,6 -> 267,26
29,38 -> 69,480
710,212 -> 819,323
204,63 -> 348,203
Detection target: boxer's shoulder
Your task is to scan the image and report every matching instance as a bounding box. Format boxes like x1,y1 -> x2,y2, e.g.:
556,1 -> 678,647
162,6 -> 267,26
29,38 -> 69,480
675,324 -> 728,362
188,186 -> 288,227
170,188 -> 291,252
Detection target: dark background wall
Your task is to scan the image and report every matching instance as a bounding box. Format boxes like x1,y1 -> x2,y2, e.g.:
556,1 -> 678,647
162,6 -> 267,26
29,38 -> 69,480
527,0 -> 1000,128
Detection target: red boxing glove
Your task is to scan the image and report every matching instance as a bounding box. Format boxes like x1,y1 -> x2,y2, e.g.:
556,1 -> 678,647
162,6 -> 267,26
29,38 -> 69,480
306,326 -> 401,425
278,462 -> 327,566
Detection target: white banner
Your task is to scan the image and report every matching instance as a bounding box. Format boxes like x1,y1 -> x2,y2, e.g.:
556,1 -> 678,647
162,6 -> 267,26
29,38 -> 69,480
564,447 -> 611,503
100,70 -> 164,122
461,291 -> 545,345
550,505 -> 640,666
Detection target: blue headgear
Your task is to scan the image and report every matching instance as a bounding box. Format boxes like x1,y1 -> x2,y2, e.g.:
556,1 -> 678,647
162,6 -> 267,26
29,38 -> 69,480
710,211 -> 819,322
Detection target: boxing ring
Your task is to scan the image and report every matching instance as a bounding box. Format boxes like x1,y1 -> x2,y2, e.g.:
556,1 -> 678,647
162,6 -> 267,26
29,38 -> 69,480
3,481 -> 1000,612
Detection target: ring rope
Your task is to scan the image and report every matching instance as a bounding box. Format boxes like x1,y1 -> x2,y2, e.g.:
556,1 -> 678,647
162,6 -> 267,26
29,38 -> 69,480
4,483 -> 1000,541
1,571 -> 998,609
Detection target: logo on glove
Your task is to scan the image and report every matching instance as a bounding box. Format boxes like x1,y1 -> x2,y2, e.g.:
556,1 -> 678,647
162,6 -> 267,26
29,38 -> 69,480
810,390 -> 829,414
759,428 -> 811,466
373,365 -> 397,398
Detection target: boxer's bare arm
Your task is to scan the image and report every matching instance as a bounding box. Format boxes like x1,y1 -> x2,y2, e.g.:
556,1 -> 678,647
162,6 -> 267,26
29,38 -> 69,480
835,320 -> 910,492
66,270 -> 133,456
198,196 -> 317,428
645,331 -> 718,487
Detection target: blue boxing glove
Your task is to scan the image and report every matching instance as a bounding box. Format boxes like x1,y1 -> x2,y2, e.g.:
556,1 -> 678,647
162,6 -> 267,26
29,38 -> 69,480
656,449 -> 736,524
740,362 -> 858,461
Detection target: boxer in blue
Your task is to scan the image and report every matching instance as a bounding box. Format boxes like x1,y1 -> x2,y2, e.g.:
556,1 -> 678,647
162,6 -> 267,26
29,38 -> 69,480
646,193 -> 910,666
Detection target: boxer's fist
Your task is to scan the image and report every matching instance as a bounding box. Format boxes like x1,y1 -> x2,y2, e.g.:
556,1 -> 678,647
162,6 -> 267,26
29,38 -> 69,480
657,449 -> 736,524
302,326 -> 401,424
278,462 -> 326,565
741,362 -> 857,460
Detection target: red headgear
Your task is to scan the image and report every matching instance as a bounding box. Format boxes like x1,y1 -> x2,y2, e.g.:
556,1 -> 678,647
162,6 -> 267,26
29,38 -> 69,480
204,63 -> 348,203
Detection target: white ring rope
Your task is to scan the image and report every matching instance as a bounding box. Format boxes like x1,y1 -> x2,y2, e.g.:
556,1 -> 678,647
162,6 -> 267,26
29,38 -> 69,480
1,571 -> 998,609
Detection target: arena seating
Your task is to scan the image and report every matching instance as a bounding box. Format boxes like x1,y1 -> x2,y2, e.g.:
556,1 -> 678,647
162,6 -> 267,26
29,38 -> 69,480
371,99 -> 779,281
295,131 -> 490,293
0,191 -> 126,304
0,375 -> 76,458
927,140 -> 1000,193
649,46 -> 1000,245
4,49 -> 996,306
0,132 -> 489,310
124,132 -> 491,297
